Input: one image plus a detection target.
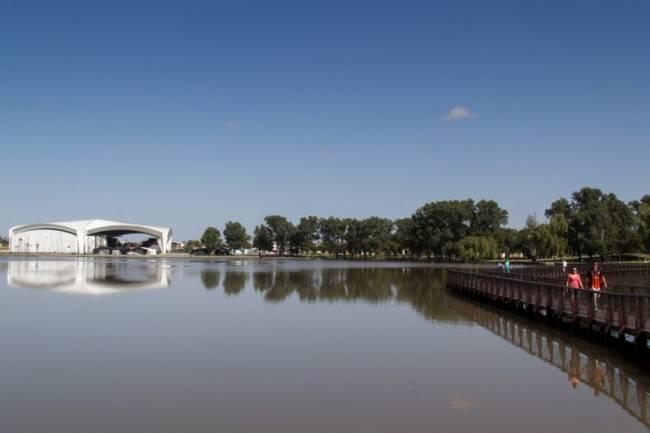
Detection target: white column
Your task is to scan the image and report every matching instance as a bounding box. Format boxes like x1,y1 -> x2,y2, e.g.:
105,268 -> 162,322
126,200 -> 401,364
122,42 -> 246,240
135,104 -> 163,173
76,229 -> 86,254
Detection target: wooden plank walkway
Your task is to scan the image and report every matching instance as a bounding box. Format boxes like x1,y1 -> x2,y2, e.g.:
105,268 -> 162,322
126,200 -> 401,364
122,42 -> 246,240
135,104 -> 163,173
446,269 -> 650,346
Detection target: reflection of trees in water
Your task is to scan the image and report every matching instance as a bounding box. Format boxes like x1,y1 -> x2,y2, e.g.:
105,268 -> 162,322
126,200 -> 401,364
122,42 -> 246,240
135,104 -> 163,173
246,267 -> 465,323
223,272 -> 248,295
200,270 -> 248,295
201,271 -> 220,289
394,268 -> 461,322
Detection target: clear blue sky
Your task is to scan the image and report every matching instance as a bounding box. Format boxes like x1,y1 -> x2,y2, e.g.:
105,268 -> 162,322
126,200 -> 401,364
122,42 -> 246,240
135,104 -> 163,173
2,0 -> 649,240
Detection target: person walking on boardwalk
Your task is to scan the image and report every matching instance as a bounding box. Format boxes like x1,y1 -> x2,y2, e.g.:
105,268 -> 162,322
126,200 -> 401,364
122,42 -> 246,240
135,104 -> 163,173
504,257 -> 511,273
562,259 -> 568,273
566,267 -> 583,289
586,263 -> 607,308
586,263 -> 607,291
566,267 -> 583,310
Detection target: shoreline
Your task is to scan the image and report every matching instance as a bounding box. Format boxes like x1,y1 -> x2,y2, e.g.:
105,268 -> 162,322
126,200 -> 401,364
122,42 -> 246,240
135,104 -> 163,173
1,251 -> 647,265
0,252 -> 523,265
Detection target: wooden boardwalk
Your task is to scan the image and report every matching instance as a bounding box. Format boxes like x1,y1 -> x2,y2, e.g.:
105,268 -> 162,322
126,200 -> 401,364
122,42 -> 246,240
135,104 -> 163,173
447,268 -> 650,347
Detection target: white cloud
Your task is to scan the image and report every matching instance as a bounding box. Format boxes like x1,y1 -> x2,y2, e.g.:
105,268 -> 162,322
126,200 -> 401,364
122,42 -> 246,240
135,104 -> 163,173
444,106 -> 475,121
223,120 -> 241,131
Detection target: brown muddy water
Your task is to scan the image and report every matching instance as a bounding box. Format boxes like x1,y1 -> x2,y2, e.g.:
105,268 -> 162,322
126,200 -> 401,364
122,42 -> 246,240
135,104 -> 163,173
0,258 -> 648,433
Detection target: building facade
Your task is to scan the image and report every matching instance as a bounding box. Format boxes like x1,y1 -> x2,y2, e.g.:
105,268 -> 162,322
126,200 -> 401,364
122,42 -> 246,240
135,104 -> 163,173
8,219 -> 173,254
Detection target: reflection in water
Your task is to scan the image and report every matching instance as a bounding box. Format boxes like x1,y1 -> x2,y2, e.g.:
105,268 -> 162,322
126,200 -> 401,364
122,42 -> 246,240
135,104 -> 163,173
223,272 -> 248,295
244,267 -> 462,323
201,270 -> 220,289
201,264 -> 650,428
447,294 -> 650,428
2,259 -> 649,431
7,260 -> 170,295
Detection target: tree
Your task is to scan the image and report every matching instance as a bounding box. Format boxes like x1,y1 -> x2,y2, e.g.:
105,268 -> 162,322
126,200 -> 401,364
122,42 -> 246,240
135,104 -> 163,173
200,227 -> 223,249
253,225 -> 274,252
547,187 -> 638,259
223,221 -> 251,250
362,217 -> 393,256
634,195 -> 650,252
458,236 -> 498,261
392,218 -> 417,256
519,215 -> 565,260
493,227 -> 518,256
319,217 -> 346,258
412,200 -> 474,259
264,215 -> 294,255
601,193 -> 638,257
470,200 -> 508,235
289,216 -> 320,255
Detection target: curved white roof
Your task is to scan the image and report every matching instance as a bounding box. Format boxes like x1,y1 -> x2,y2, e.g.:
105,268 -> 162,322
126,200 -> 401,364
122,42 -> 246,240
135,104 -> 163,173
11,219 -> 170,235
9,219 -> 173,253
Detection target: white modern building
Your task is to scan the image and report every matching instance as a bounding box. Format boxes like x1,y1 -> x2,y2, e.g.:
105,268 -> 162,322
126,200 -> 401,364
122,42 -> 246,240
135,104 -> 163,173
8,219 -> 173,254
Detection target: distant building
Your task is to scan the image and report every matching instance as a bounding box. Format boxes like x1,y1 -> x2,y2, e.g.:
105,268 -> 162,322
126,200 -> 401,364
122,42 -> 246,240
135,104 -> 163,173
8,219 -> 173,254
171,241 -> 186,252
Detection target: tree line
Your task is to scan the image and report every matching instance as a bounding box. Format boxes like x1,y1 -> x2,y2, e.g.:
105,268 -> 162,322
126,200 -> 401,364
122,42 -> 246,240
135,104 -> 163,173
191,187 -> 650,261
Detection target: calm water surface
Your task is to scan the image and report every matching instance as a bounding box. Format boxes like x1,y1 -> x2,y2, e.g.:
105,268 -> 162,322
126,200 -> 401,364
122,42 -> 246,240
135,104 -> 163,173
0,258 -> 648,433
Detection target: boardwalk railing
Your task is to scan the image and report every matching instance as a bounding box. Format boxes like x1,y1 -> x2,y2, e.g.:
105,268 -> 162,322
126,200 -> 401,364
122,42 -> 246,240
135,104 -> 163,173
447,270 -> 650,341
480,269 -> 650,296
509,262 -> 650,281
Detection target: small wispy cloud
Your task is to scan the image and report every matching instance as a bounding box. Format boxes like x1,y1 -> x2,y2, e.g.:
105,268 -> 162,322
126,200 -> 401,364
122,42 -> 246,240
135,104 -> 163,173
223,120 -> 241,131
444,106 -> 475,121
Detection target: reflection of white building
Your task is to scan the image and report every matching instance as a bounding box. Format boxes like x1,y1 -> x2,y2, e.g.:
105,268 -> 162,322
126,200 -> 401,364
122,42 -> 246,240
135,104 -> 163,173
7,260 -> 171,295
8,219 -> 173,254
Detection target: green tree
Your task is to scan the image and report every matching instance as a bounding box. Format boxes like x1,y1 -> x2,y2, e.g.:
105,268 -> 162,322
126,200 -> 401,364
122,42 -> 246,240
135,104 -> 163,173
319,217 -> 347,258
493,227 -> 518,256
223,221 -> 251,250
392,218 -> 417,256
264,215 -> 294,255
412,200 -> 474,259
634,195 -> 650,252
200,227 -> 223,249
470,200 -> 508,235
289,216 -> 320,255
362,217 -> 393,256
253,225 -> 274,252
458,236 -> 498,261
519,215 -> 565,260
547,187 -> 638,259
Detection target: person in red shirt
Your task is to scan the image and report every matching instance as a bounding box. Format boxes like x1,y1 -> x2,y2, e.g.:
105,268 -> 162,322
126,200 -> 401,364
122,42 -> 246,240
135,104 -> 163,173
586,263 -> 608,290
586,263 -> 607,309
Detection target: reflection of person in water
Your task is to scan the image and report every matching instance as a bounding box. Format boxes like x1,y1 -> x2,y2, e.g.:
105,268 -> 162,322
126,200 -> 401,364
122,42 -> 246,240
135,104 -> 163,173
568,349 -> 581,389
591,359 -> 605,397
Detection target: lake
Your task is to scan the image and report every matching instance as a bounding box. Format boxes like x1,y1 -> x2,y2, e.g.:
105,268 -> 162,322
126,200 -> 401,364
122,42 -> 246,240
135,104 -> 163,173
0,257 -> 648,433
